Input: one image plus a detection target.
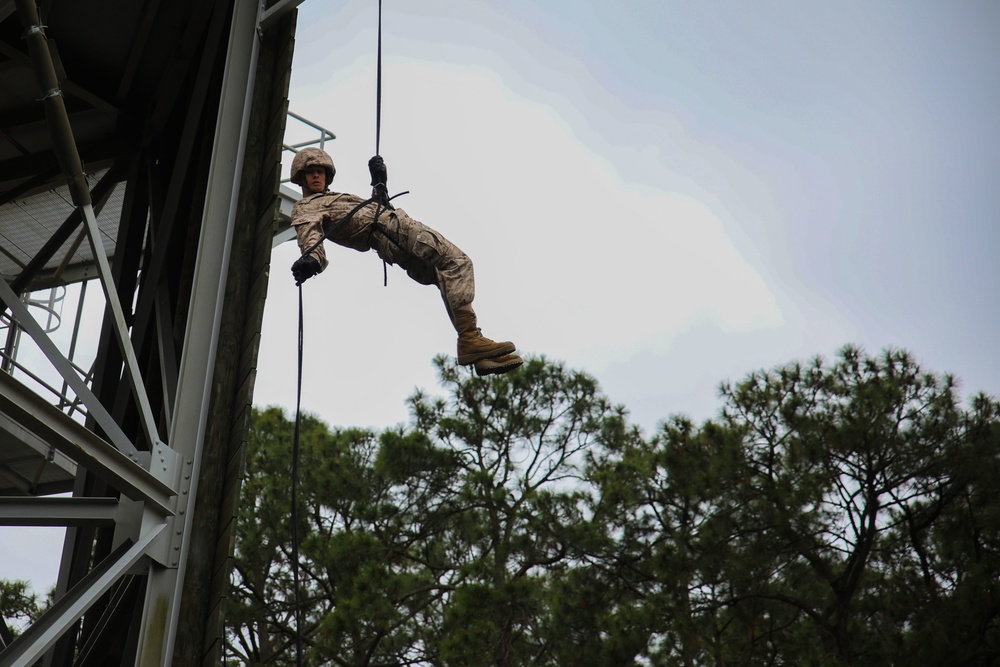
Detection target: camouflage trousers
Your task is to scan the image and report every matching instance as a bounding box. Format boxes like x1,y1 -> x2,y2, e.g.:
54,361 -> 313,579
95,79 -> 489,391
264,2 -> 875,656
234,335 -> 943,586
370,208 -> 475,315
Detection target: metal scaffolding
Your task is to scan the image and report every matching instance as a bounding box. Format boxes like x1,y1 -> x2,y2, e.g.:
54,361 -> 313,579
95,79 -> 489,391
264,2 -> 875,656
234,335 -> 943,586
0,0 -> 306,664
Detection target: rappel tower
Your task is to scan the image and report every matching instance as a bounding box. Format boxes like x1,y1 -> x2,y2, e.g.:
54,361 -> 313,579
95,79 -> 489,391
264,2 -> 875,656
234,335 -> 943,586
0,0 -> 314,664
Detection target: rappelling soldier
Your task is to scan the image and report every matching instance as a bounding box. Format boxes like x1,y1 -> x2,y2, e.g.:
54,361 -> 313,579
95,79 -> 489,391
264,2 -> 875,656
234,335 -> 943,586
288,147 -> 522,376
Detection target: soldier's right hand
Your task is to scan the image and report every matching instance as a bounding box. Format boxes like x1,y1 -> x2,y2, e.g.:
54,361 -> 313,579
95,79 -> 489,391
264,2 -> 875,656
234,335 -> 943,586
368,155 -> 388,187
291,255 -> 321,286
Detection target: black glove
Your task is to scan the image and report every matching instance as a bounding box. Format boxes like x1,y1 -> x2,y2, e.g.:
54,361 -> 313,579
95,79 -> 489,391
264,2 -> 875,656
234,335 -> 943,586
368,155 -> 388,187
291,255 -> 321,286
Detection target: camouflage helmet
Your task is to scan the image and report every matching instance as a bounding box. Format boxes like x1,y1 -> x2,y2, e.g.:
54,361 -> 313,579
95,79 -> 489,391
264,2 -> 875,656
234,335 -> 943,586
290,147 -> 336,187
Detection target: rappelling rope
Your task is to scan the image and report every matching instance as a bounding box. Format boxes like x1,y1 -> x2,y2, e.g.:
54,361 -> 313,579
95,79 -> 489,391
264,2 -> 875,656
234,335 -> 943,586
372,0 -> 395,286
375,0 -> 384,157
288,3 -> 401,665
291,286 -> 305,667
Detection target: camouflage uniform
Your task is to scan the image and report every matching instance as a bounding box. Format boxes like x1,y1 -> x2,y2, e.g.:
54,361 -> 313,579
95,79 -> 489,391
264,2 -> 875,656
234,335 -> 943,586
287,146 -> 518,372
291,191 -> 475,313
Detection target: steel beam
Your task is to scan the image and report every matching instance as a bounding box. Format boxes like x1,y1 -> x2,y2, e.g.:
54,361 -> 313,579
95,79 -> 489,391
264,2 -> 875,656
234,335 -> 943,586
136,0 -> 263,663
0,525 -> 165,667
116,19 -> 226,422
258,0 -> 306,32
79,196 -> 161,453
13,0 -> 92,207
155,286 -> 178,426
0,371 -> 175,515
0,497 -> 118,527
0,279 -> 138,459
13,0 -> 161,452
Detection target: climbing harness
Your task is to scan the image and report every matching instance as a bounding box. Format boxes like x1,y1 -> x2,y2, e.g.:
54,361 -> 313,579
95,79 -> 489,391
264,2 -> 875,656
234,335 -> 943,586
298,190 -> 408,260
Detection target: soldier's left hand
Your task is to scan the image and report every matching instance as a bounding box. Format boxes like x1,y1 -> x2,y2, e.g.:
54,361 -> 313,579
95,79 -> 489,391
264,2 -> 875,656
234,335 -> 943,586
291,255 -> 321,286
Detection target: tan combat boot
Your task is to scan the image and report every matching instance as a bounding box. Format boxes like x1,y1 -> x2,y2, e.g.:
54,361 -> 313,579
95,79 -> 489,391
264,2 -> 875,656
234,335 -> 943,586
474,353 -> 524,377
453,306 -> 515,365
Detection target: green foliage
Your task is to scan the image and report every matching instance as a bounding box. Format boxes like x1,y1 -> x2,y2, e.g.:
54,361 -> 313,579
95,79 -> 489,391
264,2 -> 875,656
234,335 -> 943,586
227,348 -> 1000,667
1,579 -> 42,638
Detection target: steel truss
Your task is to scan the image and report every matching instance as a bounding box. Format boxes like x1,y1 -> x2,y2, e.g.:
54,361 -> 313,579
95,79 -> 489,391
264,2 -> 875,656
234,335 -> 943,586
0,0 -> 303,665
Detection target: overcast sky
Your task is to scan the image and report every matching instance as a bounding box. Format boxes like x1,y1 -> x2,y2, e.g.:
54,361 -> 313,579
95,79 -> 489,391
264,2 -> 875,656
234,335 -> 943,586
259,0 -> 1000,435
7,0 -> 999,603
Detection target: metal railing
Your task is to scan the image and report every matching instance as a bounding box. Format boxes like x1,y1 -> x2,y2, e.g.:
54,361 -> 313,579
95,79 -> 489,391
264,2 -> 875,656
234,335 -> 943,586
1,284 -> 91,421
280,110 -> 336,183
